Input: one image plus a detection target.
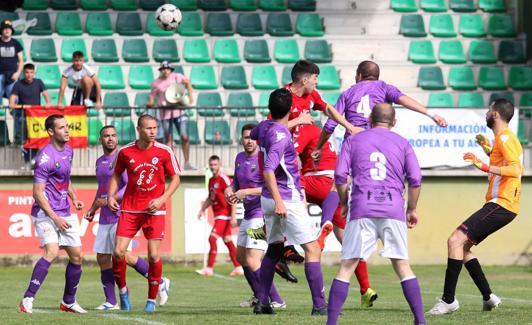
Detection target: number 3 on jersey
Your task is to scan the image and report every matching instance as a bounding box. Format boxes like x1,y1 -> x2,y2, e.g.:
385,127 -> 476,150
370,152 -> 386,181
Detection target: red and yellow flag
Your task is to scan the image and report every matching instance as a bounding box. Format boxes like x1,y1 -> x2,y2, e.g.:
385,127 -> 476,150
25,106 -> 88,149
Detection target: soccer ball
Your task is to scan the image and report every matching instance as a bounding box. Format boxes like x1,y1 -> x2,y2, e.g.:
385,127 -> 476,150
155,4 -> 182,31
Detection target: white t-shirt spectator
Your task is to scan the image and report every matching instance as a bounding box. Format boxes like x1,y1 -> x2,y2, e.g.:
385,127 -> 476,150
62,64 -> 95,87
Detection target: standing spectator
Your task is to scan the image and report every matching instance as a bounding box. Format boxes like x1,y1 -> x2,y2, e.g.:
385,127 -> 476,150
57,51 -> 101,108
0,20 -> 23,100
9,63 -> 51,168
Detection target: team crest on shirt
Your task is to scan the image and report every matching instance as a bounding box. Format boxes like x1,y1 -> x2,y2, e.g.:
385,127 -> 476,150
55,162 -> 61,170
152,157 -> 159,165
236,162 -> 241,169
251,164 -> 257,172
214,183 -> 219,189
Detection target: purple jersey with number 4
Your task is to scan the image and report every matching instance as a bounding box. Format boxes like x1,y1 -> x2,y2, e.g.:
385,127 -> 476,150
323,80 -> 405,135
31,144 -> 73,218
251,120 -> 303,201
232,152 -> 263,220
95,152 -> 128,224
335,128 -> 421,221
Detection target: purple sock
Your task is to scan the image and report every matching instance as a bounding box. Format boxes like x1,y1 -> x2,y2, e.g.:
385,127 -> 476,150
269,282 -> 284,304
257,256 -> 277,305
304,262 -> 326,308
133,258 -> 149,278
101,268 -> 117,305
243,266 -> 257,296
327,279 -> 350,325
24,257 -> 51,298
63,262 -> 82,304
401,277 -> 426,325
321,191 -> 339,227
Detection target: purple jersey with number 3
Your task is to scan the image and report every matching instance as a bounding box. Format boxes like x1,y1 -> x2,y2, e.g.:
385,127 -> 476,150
95,152 -> 128,225
251,120 -> 303,201
335,128 -> 421,221
232,152 -> 263,220
323,80 -> 405,135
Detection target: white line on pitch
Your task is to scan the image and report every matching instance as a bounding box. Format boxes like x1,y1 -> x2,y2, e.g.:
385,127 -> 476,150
100,313 -> 169,325
213,273 -> 238,281
32,309 -> 52,314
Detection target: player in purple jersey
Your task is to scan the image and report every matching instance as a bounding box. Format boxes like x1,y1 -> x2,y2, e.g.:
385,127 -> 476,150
85,125 -> 171,311
19,115 -> 87,314
326,104 -> 426,325
250,88 -> 326,316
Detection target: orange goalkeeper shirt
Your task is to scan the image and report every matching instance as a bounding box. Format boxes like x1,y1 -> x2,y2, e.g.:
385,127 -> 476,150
486,128 -> 523,214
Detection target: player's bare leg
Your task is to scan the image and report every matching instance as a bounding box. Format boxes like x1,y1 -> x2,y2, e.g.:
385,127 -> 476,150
96,253 -> 119,310
113,236 -> 133,311
60,246 -> 86,313
391,259 -> 425,325
300,240 -> 327,315
145,239 -> 163,313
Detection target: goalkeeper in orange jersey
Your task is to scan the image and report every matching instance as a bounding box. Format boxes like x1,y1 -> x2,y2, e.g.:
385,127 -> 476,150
428,98 -> 523,316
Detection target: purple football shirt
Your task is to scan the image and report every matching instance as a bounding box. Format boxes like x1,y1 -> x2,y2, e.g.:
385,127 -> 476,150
95,152 -> 128,225
335,127 -> 421,221
232,151 -> 263,220
250,120 -> 303,201
323,80 -> 405,136
31,144 -> 74,218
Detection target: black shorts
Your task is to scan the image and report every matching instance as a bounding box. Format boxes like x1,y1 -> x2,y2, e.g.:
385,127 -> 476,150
71,85 -> 97,105
458,202 -> 516,245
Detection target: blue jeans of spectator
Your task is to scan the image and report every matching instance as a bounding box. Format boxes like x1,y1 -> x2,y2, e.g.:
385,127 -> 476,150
0,73 -> 16,99
12,109 -> 37,163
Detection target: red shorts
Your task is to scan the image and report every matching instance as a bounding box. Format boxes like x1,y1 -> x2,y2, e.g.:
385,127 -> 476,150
211,218 -> 232,237
301,175 -> 346,230
116,212 -> 165,240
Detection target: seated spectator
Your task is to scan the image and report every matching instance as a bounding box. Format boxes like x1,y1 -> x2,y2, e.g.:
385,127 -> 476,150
0,20 -> 23,100
58,51 -> 102,108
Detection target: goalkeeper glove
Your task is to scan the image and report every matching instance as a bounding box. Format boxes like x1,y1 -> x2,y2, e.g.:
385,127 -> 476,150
475,134 -> 493,156
463,153 -> 490,172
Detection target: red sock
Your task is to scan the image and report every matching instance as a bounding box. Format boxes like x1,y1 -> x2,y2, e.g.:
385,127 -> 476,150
224,240 -> 240,267
207,235 -> 217,268
112,256 -> 127,290
355,260 -> 371,294
148,259 -> 162,300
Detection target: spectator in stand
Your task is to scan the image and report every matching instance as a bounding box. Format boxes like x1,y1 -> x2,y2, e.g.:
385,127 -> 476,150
0,20 -> 23,101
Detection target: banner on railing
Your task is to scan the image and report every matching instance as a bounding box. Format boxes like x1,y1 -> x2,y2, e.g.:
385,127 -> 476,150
25,106 -> 88,149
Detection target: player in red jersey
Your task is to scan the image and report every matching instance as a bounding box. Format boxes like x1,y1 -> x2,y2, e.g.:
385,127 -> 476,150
196,155 -> 242,277
108,114 -> 181,313
294,123 -> 378,308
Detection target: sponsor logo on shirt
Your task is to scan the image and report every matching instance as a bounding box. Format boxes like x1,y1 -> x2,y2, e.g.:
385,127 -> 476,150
129,158 -> 135,164
39,153 -> 49,166
275,131 -> 286,142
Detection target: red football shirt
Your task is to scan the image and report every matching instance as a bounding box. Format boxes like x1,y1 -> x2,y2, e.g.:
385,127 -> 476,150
294,124 -> 337,176
208,172 -> 232,217
114,141 -> 181,214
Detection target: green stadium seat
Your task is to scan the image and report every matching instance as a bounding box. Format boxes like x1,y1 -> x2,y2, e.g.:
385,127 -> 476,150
206,13 -> 234,36
468,40 -> 496,64
430,14 -> 456,37
86,13 -> 113,36
499,40 -> 525,64
478,66 -> 506,90
459,14 -> 486,37
258,91 -> 270,116
103,92 -> 130,117
171,0 -> 198,10
408,40 -> 436,64
197,92 -> 223,116
420,0 -> 447,12
488,15 -> 516,37
518,119 -> 529,145
178,12 -> 204,36
98,65 -> 125,89
112,119 -> 137,145
449,66 -> 476,90
296,14 -> 324,37
199,0 -> 227,10
244,40 -> 271,63
16,39 -> 26,61
147,12 -> 175,36
122,39 -> 149,63
427,93 -> 453,107
190,66 -> 217,90
205,120 -> 232,145
438,40 -> 466,64
449,0 -> 475,12
281,66 -> 292,85
140,0 -> 165,10
321,92 -> 341,106
458,93 -> 484,108
51,0 -> 78,10
489,92 -> 514,104
22,0 -> 48,10
399,14 -> 427,37
27,12 -> 52,36
36,64 -> 61,89
214,39 -> 241,63
30,39 -> 57,62
418,67 -> 445,90
236,13 -> 264,36
81,0 -> 107,10
479,0 -> 505,12
228,92 -> 255,117
55,12 -> 82,36
117,13 -> 143,36
260,0 -> 287,11
235,120 -> 259,139
304,40 -> 332,63
317,66 -> 340,90
87,108 -> 100,117
289,0 -> 317,11
110,0 -> 137,11
174,120 -> 201,145
274,40 -> 300,63
520,93 -> 532,108
509,67 -> 532,91
231,0 -> 257,11
183,39 -> 211,63
92,39 -> 119,63
174,65 -> 185,75
45,91 -> 67,106
153,39 -> 180,63
252,66 -> 278,89
134,92 -> 150,116
267,13 -> 294,36
129,65 -> 154,90
61,39 -> 86,62
88,119 -> 103,145
221,66 -> 248,89
391,0 -> 417,12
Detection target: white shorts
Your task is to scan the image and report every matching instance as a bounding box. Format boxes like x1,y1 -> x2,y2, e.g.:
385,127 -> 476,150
342,218 -> 409,261
237,218 -> 268,251
33,212 -> 81,248
93,223 -> 133,254
261,197 -> 315,245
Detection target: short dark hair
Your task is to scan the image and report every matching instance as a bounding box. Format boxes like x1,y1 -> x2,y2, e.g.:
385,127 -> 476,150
268,88 -> 292,119
370,103 -> 395,126
241,123 -> 257,135
45,114 -> 64,132
23,63 -> 35,71
490,98 -> 514,123
356,60 -> 380,80
209,155 -> 220,162
72,51 -> 84,59
99,125 -> 116,136
291,60 -> 320,83
137,114 -> 157,127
